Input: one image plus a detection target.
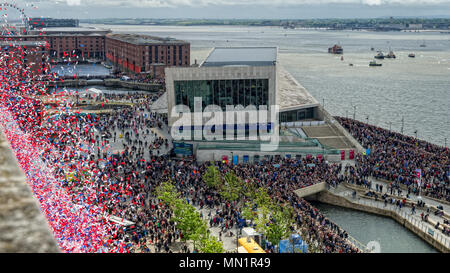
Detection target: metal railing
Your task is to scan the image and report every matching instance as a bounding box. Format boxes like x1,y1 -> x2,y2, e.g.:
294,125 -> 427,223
345,195 -> 450,250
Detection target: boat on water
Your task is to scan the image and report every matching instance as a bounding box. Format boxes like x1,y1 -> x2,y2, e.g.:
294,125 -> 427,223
370,47 -> 375,51
420,40 -> 426,47
374,51 -> 385,59
385,50 -> 396,59
328,44 -> 343,54
369,60 -> 382,67
349,63 -> 353,66
408,53 -> 416,58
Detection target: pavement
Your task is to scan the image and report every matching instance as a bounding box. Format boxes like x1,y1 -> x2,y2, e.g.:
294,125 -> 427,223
329,183 -> 450,250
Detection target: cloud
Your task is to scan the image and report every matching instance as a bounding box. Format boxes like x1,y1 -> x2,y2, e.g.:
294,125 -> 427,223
13,0 -> 450,8
66,0 -> 81,6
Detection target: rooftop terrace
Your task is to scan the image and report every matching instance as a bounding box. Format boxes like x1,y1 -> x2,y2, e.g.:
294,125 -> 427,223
277,66 -> 320,111
106,33 -> 189,45
202,47 -> 277,67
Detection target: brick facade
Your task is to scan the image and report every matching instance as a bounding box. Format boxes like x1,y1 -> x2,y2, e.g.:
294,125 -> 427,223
0,34 -> 105,60
105,34 -> 190,80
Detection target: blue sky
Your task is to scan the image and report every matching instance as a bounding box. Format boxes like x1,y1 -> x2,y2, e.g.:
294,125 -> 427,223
7,0 -> 450,19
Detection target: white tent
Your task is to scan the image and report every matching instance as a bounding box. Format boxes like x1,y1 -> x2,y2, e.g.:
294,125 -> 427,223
86,88 -> 103,95
79,88 -> 103,97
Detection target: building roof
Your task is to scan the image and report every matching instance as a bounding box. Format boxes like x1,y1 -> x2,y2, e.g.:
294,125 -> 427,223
106,33 -> 188,45
0,41 -> 47,47
28,27 -> 110,35
277,66 -> 319,111
202,47 -> 277,67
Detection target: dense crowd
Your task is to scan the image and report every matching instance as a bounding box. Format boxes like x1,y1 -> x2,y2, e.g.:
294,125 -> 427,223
33,92 -> 360,252
5,44 -> 435,253
335,116 -> 450,202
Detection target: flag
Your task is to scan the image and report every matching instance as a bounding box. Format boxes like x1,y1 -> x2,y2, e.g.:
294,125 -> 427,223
415,169 -> 421,187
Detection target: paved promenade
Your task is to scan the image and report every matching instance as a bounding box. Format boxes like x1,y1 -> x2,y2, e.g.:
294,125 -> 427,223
328,183 -> 450,251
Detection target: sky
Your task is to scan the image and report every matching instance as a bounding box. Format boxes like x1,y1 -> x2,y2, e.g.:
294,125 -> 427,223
4,0 -> 450,19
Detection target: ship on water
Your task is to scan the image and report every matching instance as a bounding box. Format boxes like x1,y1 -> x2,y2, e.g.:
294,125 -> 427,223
374,51 -> 385,59
408,53 -> 416,58
369,60 -> 382,66
385,49 -> 396,59
328,44 -> 343,54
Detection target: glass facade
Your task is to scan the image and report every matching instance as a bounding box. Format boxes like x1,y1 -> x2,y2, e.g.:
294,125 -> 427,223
174,79 -> 269,111
280,108 -> 314,122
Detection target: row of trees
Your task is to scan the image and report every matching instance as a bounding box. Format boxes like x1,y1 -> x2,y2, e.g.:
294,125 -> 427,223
155,181 -> 225,253
202,164 -> 296,250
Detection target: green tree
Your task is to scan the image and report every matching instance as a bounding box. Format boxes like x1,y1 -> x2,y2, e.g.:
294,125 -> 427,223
173,200 -> 207,244
202,164 -> 222,189
265,204 -> 295,248
220,171 -> 244,202
155,180 -> 180,207
199,234 -> 225,253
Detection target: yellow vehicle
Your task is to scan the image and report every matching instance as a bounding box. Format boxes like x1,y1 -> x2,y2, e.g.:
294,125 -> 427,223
238,237 -> 265,253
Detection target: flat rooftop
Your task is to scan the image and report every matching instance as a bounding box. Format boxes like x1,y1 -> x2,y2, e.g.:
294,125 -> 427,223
106,33 -> 188,45
0,41 -> 47,47
28,27 -> 110,35
278,66 -> 319,111
202,47 -> 277,67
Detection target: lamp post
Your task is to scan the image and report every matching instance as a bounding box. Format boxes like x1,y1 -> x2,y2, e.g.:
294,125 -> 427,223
401,116 -> 404,134
353,105 -> 356,120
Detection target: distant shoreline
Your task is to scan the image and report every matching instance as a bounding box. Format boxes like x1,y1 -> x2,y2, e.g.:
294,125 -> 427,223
81,18 -> 450,31
84,23 -> 450,33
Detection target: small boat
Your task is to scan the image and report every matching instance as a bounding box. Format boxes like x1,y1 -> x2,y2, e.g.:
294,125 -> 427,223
369,61 -> 382,67
385,50 -> 396,59
349,63 -> 353,66
370,47 -> 374,51
374,51 -> 385,59
328,44 -> 343,54
408,53 -> 415,58
420,40 -> 426,47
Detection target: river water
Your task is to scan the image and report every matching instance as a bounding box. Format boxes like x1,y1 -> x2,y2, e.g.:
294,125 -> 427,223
88,24 -> 450,147
312,202 -> 438,253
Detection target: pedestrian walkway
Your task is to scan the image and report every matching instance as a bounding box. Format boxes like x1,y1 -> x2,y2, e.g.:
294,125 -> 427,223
328,184 -> 450,251
368,177 -> 450,212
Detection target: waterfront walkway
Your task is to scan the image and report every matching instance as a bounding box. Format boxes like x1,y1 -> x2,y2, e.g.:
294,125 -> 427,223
327,183 -> 450,252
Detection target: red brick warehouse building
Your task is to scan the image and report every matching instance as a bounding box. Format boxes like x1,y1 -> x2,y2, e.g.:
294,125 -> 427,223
105,33 -> 190,80
1,26 -> 111,61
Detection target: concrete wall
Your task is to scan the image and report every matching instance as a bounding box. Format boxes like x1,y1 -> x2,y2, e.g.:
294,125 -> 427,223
47,79 -> 162,92
0,131 -> 59,253
195,146 -> 339,163
318,105 -> 365,153
311,190 -> 449,253
294,182 -> 327,198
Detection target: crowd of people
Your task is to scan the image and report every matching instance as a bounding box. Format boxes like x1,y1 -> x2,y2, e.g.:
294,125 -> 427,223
4,44 -> 447,253
335,116 -> 449,202
34,91 -> 361,253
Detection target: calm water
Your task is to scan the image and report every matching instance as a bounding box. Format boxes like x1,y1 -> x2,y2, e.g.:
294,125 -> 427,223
88,24 -> 450,146
312,202 -> 438,253
51,63 -> 111,76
